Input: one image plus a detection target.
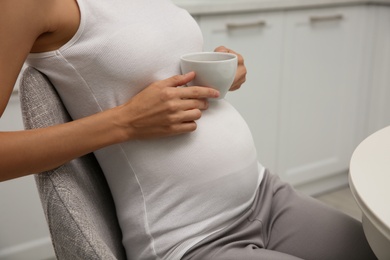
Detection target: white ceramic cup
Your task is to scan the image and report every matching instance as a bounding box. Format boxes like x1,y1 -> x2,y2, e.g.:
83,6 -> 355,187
180,52 -> 238,100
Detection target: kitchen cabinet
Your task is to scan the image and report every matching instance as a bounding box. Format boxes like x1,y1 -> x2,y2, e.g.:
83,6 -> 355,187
278,7 -> 367,186
197,5 -> 390,194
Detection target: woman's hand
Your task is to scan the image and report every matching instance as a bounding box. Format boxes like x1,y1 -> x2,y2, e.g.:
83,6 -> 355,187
114,72 -> 220,140
214,46 -> 247,91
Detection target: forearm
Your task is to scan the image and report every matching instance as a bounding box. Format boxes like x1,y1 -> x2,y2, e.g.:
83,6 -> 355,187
0,73 -> 219,182
0,108 -> 126,182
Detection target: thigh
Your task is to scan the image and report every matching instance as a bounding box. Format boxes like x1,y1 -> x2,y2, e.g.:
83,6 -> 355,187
265,173 -> 376,260
183,244 -> 304,260
182,170 -> 305,260
182,170 -> 377,260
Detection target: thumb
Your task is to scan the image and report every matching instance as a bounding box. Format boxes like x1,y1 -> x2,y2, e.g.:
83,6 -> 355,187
214,46 -> 229,53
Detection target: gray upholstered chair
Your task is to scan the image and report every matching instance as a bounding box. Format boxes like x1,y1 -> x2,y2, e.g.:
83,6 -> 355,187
19,67 -> 127,260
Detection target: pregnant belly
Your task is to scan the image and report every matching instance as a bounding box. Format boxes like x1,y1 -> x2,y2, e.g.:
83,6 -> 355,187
124,100 -> 258,193
121,100 -> 260,242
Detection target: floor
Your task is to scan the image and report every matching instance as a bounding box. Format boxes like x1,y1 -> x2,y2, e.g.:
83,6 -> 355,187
315,185 -> 362,221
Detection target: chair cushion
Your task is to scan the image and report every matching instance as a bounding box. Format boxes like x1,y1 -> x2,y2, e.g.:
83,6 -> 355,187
19,67 -> 127,260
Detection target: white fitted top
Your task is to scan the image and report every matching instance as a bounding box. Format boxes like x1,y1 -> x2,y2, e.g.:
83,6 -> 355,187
26,0 -> 264,259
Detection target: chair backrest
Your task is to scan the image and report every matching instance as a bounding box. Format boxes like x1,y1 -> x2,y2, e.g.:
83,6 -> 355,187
19,67 -> 127,260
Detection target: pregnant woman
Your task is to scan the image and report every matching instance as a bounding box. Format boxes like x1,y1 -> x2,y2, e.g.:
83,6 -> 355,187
0,0 -> 376,259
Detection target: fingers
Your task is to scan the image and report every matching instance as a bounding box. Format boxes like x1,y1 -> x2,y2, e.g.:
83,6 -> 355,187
163,109 -> 204,135
161,121 -> 199,136
181,98 -> 209,111
124,76 -> 216,137
231,65 -> 247,91
214,46 -> 246,91
166,72 -> 196,87
159,72 -> 220,99
178,86 -> 220,100
214,46 -> 244,68
165,108 -> 202,125
214,46 -> 230,53
161,98 -> 208,127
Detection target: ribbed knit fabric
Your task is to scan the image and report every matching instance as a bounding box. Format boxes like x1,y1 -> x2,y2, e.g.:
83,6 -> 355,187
26,1 -> 264,259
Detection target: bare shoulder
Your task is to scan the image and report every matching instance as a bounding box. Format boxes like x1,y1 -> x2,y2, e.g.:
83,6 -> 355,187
0,0 -> 69,115
0,0 -> 79,52
0,0 -> 58,36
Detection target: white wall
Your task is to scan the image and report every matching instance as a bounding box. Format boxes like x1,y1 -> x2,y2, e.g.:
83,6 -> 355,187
0,73 -> 55,260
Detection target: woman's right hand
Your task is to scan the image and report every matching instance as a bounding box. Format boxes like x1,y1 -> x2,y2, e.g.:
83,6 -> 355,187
113,71 -> 220,140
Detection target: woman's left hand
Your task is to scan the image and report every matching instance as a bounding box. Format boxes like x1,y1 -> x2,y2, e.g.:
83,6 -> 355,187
214,46 -> 247,91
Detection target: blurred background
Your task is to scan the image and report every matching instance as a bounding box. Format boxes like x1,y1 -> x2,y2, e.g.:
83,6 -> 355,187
1,0 -> 389,259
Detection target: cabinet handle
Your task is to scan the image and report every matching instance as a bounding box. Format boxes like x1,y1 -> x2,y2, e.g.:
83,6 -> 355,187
226,20 -> 267,30
309,14 -> 343,23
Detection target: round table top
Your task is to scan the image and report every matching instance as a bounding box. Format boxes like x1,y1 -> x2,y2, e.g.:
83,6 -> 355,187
349,126 -> 390,240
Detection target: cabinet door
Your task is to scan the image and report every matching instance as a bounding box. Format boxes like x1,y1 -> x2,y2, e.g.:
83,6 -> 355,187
198,12 -> 284,172
278,6 -> 368,185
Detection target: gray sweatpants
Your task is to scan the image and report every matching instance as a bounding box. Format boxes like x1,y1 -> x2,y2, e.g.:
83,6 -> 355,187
182,170 -> 376,260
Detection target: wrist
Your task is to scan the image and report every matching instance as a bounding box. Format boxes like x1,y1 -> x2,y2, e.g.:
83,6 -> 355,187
108,104 -> 136,143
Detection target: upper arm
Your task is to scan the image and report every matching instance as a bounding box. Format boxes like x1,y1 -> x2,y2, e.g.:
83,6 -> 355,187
0,0 -> 53,116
